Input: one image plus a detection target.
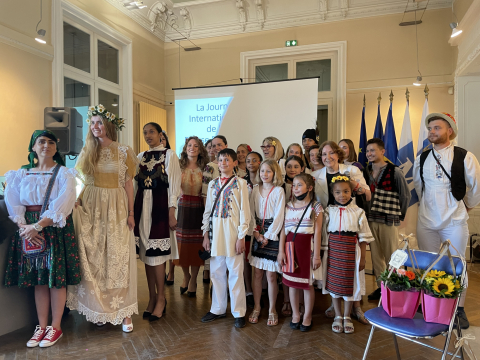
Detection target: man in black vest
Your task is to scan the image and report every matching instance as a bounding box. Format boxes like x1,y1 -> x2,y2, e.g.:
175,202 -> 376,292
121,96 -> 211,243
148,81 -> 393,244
363,138 -> 411,301
413,112 -> 480,329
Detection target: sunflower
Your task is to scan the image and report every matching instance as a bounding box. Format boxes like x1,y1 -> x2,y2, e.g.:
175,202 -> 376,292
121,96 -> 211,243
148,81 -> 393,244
433,278 -> 455,295
425,270 -> 446,278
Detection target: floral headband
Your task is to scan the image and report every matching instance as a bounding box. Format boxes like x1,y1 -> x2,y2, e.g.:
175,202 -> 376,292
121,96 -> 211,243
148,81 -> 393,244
331,175 -> 349,183
87,104 -> 126,131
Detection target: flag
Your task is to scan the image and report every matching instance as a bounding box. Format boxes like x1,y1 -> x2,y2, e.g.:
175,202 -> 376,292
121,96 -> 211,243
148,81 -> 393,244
396,100 -> 419,206
358,105 -> 368,168
384,102 -> 398,163
416,98 -> 431,156
373,104 -> 383,140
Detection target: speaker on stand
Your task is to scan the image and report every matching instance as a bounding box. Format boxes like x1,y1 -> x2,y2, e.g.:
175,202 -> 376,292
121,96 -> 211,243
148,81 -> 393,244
44,107 -> 83,159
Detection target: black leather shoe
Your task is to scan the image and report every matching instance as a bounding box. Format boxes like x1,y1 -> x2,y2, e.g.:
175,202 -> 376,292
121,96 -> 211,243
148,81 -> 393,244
300,323 -> 312,332
368,288 -> 381,301
246,294 -> 255,309
148,300 -> 167,321
290,321 -> 300,330
454,308 -> 470,329
234,317 -> 246,328
187,291 -> 196,298
201,312 -> 226,323
165,274 -> 174,286
180,286 -> 188,295
203,270 -> 210,284
143,310 -> 151,319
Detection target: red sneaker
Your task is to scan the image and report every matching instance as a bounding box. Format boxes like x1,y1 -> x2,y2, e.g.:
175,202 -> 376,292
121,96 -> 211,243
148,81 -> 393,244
39,326 -> 63,348
26,326 -> 47,347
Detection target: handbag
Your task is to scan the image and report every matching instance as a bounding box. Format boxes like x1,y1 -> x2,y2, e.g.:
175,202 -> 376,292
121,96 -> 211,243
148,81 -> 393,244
282,199 -> 314,273
252,186 -> 275,253
21,164 -> 61,268
200,175 -> 235,260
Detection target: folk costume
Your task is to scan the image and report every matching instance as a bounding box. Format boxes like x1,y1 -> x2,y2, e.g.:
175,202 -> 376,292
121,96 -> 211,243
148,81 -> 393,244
174,165 -> 204,267
202,161 -> 219,272
248,185 -> 285,273
202,176 -> 250,318
363,162 -> 410,285
4,130 -> 80,289
134,144 -> 181,266
321,200 -> 374,301
67,142 -> 139,325
282,201 -> 323,290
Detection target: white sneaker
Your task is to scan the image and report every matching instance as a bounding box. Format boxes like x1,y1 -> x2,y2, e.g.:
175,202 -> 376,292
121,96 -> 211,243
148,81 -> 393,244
122,318 -> 133,333
26,325 -> 46,347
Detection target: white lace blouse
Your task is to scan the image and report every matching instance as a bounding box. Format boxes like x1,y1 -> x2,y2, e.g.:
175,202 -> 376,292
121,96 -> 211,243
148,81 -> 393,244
4,166 -> 78,228
249,185 -> 285,241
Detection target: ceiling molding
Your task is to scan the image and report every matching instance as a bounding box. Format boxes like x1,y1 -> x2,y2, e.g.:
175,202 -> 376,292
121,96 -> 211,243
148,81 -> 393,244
101,0 -> 452,43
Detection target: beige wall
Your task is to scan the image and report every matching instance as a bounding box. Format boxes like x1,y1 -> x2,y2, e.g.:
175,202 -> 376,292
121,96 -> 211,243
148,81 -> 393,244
0,0 -> 166,174
164,9 -> 455,152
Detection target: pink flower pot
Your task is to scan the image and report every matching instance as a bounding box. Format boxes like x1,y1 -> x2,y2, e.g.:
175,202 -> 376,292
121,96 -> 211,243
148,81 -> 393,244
421,291 -> 458,325
381,282 -> 421,319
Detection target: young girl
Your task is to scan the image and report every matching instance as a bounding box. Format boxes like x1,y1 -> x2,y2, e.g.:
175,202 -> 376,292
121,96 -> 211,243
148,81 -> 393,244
321,176 -> 374,334
339,139 -> 364,171
243,151 -> 263,307
236,144 -> 251,178
285,143 -> 303,158
308,145 -> 324,180
205,139 -> 215,163
284,155 -> 305,203
278,173 -> 323,332
248,160 -> 285,326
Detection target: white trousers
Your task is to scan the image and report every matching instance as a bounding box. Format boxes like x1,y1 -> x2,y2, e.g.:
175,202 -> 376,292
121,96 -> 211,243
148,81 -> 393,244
210,254 -> 246,318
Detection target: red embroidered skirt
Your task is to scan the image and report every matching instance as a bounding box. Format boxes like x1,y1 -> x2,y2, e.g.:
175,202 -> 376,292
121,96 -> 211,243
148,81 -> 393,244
325,231 -> 357,297
282,232 -> 312,290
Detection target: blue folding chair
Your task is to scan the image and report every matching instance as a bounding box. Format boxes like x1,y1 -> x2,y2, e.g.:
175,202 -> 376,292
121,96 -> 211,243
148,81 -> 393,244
362,248 -> 467,360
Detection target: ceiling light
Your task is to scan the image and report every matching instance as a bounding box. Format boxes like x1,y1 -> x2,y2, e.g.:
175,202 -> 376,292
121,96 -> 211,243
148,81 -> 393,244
35,0 -> 46,44
413,75 -> 422,86
450,22 -> 462,38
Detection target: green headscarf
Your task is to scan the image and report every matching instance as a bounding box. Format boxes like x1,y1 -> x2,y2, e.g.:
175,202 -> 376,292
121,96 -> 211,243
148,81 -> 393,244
21,130 -> 65,169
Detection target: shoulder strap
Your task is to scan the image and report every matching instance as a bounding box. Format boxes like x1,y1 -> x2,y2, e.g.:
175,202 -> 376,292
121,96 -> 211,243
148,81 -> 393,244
40,164 -> 62,215
291,199 -> 314,243
209,176 -> 235,219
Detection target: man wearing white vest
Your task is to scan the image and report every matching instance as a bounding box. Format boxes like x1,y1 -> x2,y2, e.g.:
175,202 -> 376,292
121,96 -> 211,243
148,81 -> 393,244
413,112 -> 480,329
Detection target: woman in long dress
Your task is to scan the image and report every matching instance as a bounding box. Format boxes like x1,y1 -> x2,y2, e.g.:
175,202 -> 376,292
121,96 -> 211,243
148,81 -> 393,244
136,123 -> 181,320
174,136 -> 208,297
67,105 -> 139,332
4,130 -> 80,348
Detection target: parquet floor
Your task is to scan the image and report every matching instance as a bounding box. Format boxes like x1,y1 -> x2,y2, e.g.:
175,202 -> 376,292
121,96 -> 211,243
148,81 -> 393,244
1,260 -> 479,360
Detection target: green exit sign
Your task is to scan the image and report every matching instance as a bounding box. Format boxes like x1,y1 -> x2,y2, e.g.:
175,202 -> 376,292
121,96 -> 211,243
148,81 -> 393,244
285,40 -> 298,47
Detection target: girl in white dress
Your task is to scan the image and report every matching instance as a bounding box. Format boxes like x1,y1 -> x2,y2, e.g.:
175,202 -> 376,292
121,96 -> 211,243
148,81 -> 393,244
321,175 -> 374,334
248,160 -> 285,326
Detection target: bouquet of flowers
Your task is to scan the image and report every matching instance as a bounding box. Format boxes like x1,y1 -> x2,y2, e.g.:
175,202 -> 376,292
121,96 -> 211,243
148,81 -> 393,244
420,269 -> 464,325
379,268 -> 422,319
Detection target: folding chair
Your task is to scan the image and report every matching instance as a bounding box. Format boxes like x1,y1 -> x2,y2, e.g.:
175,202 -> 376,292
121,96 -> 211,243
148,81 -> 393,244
362,248 -> 467,360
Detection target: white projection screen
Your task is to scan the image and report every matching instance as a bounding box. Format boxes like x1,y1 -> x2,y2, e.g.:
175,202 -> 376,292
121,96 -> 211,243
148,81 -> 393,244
174,78 -> 319,156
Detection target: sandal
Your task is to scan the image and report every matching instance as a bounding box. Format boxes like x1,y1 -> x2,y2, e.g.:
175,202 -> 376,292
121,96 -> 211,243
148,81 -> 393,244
248,309 -> 260,324
281,301 -> 292,316
267,313 -> 279,326
332,316 -> 343,333
351,306 -> 369,325
325,304 -> 335,319
344,316 -> 354,334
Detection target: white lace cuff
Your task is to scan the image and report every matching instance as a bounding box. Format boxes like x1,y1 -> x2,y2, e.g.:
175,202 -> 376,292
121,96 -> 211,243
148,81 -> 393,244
41,210 -> 67,228
10,215 -> 26,225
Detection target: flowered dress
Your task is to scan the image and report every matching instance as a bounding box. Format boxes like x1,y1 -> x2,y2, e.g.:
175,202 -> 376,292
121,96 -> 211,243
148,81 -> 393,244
67,142 -> 139,325
4,166 -> 80,289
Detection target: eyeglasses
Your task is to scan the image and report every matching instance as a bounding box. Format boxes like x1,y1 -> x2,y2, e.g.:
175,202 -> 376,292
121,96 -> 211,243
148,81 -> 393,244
260,145 -> 273,150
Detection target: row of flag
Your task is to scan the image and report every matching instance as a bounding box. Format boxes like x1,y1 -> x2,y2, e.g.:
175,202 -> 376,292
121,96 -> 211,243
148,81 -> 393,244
358,91 -> 432,209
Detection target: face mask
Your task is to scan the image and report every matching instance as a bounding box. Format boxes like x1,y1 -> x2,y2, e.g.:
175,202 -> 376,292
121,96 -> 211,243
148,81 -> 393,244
295,191 -> 309,201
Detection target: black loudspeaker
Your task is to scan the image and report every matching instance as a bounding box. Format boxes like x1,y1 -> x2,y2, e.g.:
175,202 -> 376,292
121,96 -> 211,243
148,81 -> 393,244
44,107 -> 83,155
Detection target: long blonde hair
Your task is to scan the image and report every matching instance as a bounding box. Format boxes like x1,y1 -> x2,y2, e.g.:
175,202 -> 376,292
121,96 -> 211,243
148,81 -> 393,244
262,136 -> 284,162
255,159 -> 284,187
76,116 -> 117,176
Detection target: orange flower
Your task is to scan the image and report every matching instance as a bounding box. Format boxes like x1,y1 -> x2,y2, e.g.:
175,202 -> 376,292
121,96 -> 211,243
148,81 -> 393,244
405,271 -> 416,281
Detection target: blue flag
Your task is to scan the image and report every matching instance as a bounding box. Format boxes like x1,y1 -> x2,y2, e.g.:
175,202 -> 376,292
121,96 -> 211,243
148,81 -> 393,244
384,102 -> 398,163
417,98 -> 431,156
396,101 -> 419,206
358,105 -> 367,168
373,104 -> 383,140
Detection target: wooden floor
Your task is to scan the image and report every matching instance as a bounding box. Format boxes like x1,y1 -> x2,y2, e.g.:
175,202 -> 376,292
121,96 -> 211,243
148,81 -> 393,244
1,260 -> 479,360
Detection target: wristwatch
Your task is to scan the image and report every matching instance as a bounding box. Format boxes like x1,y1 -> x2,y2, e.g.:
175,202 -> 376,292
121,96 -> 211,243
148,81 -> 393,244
33,223 -> 43,232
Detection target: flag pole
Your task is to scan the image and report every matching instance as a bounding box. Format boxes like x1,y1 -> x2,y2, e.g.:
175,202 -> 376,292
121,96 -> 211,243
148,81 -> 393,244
377,92 -> 382,104
363,94 -> 366,107
389,90 -> 394,103
424,84 -> 429,100
405,88 -> 410,103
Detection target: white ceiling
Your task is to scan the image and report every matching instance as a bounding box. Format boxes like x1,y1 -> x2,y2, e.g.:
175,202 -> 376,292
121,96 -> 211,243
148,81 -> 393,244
105,0 -> 453,42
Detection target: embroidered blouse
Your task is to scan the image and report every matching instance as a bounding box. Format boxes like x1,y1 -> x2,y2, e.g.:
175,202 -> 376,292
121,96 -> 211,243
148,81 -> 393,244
202,161 -> 220,197
249,185 -> 285,241
201,176 -> 251,257
284,200 -> 323,237
5,166 -> 78,228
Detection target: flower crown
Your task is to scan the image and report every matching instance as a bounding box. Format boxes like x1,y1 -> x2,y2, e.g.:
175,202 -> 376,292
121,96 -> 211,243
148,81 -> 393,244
331,175 -> 349,183
87,104 -> 126,131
